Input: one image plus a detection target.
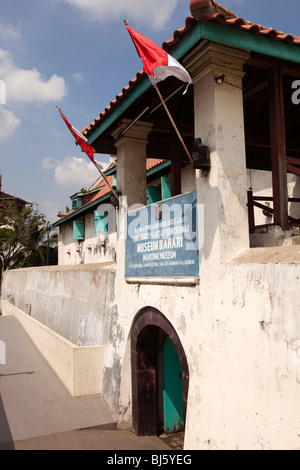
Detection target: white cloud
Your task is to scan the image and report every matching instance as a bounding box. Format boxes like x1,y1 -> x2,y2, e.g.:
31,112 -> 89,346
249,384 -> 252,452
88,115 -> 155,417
41,200 -> 62,223
0,18 -> 21,42
0,107 -> 21,139
44,156 -> 109,191
42,156 -> 112,220
8,70 -> 67,103
55,157 -> 96,190
0,48 -> 67,104
42,157 -> 57,169
72,72 -> 83,83
59,0 -> 178,30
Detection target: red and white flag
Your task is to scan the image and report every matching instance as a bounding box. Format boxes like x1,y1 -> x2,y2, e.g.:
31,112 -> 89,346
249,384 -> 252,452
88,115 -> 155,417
56,107 -> 95,162
126,24 -> 192,93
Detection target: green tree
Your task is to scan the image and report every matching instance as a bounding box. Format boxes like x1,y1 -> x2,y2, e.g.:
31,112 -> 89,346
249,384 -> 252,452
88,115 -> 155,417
0,202 -> 57,282
14,216 -> 47,267
0,202 -> 34,272
39,229 -> 59,266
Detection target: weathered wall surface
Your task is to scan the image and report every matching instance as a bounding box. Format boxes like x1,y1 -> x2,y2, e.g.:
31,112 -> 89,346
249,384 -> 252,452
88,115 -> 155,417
184,258 -> 300,450
110,254 -> 300,449
1,262 -> 116,347
58,212 -> 117,266
2,250 -> 299,448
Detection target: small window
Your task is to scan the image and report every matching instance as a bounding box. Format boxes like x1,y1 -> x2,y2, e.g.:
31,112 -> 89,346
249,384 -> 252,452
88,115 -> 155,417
71,196 -> 83,210
73,219 -> 85,240
94,210 -> 108,233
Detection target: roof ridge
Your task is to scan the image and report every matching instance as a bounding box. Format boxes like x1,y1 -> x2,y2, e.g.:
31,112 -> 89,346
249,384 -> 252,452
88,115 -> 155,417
190,0 -> 237,20
81,5 -> 300,140
211,1 -> 237,18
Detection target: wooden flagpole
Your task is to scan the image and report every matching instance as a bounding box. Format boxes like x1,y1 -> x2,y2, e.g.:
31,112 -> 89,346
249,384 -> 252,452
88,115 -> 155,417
56,105 -> 125,209
93,161 -> 130,214
93,161 -> 120,203
153,84 -> 193,165
124,20 -> 193,165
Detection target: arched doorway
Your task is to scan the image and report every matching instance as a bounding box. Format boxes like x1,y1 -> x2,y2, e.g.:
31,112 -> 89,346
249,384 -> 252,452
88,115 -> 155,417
131,306 -> 189,436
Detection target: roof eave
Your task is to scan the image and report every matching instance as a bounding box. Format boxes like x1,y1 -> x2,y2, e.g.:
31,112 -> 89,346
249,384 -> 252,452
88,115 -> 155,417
200,20 -> 300,65
52,160 -> 169,227
86,19 -> 300,147
52,192 -> 111,227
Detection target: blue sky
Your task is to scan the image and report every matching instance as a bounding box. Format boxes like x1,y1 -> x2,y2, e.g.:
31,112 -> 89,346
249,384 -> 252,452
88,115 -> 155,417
0,0 -> 299,223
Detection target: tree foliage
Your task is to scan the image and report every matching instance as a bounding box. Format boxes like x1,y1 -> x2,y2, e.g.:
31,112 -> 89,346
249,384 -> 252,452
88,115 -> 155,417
0,202 -> 57,280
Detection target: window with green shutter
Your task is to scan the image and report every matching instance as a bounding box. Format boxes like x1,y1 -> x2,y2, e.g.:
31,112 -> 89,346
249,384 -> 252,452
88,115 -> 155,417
94,210 -> 108,233
73,219 -> 85,240
71,196 -> 83,210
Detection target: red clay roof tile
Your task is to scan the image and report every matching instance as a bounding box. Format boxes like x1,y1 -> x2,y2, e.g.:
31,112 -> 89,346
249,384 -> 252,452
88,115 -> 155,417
82,3 -> 300,139
146,158 -> 167,171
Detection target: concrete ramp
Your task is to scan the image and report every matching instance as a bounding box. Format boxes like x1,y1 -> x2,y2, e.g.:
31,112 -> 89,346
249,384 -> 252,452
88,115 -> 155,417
0,316 -> 116,445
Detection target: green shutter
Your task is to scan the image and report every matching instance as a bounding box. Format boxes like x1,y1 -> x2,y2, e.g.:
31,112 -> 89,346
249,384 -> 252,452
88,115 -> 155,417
146,186 -> 161,205
161,177 -> 171,200
94,210 -> 108,233
73,219 -> 85,240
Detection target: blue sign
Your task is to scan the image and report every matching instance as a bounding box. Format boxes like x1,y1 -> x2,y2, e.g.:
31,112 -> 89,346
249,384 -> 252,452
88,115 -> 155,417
125,191 -> 199,278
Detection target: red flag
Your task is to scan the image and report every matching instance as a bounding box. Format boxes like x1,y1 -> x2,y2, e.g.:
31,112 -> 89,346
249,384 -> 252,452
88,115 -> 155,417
125,24 -> 192,93
56,107 -> 95,162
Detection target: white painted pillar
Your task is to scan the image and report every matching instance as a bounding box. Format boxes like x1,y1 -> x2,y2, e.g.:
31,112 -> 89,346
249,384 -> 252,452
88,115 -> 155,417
188,42 -> 250,264
113,120 -> 153,208
112,120 -> 153,278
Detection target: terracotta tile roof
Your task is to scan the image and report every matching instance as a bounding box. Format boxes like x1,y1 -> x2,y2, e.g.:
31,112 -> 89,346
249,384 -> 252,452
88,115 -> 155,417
0,191 -> 29,206
162,0 -> 300,50
88,175 -> 113,204
81,72 -> 145,137
88,161 -> 117,191
0,191 -> 28,202
146,158 -> 167,171
190,0 -> 237,19
86,159 -> 166,202
53,175 -> 113,225
200,13 -> 300,46
81,2 -> 300,139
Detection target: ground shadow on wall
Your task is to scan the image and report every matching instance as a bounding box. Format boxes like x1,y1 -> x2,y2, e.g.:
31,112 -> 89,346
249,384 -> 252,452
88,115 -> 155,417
0,393 -> 14,449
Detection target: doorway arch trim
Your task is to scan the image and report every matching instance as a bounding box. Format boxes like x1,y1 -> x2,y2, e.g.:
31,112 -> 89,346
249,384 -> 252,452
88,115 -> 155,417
131,306 -> 189,436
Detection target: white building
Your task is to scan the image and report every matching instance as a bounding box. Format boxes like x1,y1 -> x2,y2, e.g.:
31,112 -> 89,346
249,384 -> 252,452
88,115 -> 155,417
2,0 -> 300,450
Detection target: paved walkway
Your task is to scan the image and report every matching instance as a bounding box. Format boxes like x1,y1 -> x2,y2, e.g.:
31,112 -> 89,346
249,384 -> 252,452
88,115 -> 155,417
0,315 -> 171,450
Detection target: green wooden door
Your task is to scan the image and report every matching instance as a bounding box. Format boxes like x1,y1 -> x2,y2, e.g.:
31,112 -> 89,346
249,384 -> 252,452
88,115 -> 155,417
163,336 -> 184,433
